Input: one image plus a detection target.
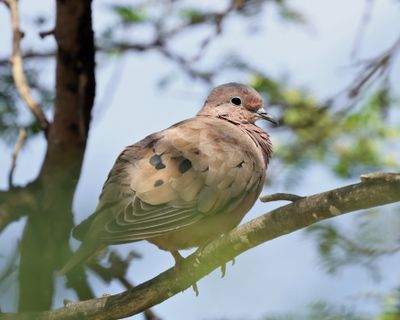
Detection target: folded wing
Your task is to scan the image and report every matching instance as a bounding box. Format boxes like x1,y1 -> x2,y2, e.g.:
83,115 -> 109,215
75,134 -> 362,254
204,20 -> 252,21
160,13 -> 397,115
75,118 -> 264,245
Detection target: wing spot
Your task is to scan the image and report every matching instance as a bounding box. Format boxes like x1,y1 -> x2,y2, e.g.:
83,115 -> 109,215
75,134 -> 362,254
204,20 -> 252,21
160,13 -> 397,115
154,179 -> 164,187
149,154 -> 166,170
178,159 -> 192,174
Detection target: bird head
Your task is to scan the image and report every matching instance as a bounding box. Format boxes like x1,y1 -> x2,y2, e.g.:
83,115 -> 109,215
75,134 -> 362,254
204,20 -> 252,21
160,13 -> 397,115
198,82 -> 278,126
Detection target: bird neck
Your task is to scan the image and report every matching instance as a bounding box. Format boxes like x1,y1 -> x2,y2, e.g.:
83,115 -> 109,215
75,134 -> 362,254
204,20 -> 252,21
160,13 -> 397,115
197,113 -> 273,166
239,123 -> 273,167
219,116 -> 273,166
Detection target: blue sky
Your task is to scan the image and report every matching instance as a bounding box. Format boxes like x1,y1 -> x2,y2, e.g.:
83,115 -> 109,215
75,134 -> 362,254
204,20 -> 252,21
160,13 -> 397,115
0,0 -> 399,319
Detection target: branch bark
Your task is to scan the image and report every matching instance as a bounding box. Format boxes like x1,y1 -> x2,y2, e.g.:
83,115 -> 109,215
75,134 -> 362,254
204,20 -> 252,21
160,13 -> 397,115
2,0 -> 50,133
1,172 -> 399,320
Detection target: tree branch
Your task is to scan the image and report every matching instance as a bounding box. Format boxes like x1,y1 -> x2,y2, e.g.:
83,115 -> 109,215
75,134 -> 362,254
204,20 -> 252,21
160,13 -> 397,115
260,192 -> 305,202
0,185 -> 36,232
0,2 -> 235,85
88,251 -> 162,320
2,0 -> 50,133
8,127 -> 27,188
348,35 -> 400,99
0,50 -> 55,65
1,172 -> 399,320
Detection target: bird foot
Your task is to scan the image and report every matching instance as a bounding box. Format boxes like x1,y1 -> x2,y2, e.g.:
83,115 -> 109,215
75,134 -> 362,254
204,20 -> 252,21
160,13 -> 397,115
170,250 -> 185,271
220,257 -> 236,278
170,251 -> 199,295
220,263 -> 226,278
192,282 -> 199,296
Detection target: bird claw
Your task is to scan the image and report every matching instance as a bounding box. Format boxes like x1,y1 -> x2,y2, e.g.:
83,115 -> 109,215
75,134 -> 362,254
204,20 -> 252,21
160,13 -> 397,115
192,282 -> 199,296
220,258 -> 235,277
220,263 -> 226,278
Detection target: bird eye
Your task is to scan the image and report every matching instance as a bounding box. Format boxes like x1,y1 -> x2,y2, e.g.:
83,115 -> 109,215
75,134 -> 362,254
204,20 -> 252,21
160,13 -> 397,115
231,97 -> 242,106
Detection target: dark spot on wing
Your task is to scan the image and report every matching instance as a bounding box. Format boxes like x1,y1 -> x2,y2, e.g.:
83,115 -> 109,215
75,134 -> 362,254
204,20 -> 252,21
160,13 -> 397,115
149,154 -> 166,170
236,160 -> 245,168
178,158 -> 192,174
154,179 -> 164,187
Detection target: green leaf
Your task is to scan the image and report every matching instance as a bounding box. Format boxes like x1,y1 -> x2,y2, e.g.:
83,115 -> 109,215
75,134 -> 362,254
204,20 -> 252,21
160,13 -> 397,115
111,5 -> 146,24
279,6 -> 306,24
180,9 -> 207,24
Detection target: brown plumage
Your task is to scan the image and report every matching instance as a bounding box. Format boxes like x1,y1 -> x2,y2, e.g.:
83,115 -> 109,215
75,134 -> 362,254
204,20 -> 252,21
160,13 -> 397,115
60,83 -> 277,274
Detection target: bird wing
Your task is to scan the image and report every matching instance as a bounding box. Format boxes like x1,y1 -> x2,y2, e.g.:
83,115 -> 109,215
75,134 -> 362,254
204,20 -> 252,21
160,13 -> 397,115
75,118 -> 265,244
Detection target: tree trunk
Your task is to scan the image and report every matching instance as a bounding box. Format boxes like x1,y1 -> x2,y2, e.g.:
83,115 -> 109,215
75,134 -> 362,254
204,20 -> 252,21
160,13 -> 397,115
18,0 -> 96,311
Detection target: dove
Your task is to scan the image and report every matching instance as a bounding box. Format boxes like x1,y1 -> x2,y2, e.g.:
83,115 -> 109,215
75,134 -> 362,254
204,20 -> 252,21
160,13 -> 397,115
60,82 -> 277,274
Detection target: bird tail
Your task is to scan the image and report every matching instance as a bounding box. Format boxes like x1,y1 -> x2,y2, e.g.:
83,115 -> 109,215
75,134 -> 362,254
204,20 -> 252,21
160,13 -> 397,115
59,240 -> 104,275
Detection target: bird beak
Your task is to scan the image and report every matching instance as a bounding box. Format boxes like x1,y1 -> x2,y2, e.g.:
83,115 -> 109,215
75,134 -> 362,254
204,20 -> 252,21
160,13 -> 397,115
256,108 -> 279,126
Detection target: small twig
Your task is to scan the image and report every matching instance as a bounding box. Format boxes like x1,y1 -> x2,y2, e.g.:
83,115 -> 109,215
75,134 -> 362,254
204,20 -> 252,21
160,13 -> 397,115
39,29 -> 55,39
349,35 -> 400,98
351,0 -> 375,59
328,34 -> 400,109
260,193 -> 305,203
159,47 -> 213,83
348,54 -> 390,98
8,127 -> 27,188
2,0 -> 50,133
0,50 -> 55,65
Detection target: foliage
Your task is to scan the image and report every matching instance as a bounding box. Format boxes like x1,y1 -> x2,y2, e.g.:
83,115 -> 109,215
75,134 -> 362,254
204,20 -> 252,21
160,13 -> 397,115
0,65 -> 53,142
262,297 -> 400,320
250,75 -> 400,182
110,5 -> 146,25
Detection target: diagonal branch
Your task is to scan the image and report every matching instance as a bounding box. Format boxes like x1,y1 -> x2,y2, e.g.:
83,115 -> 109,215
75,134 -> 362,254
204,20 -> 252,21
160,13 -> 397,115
8,127 -> 27,188
0,172 -> 399,320
2,0 -> 50,133
0,184 -> 36,232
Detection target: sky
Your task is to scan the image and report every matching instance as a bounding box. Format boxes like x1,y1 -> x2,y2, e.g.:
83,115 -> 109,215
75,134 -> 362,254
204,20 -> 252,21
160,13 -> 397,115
0,0 -> 399,319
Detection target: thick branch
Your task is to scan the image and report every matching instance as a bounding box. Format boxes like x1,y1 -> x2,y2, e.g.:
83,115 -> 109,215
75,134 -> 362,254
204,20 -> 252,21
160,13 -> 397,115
2,0 -> 50,133
1,172 -> 399,319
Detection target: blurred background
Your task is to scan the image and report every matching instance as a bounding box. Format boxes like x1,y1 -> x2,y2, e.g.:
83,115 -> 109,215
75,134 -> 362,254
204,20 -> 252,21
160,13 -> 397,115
0,0 -> 399,319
